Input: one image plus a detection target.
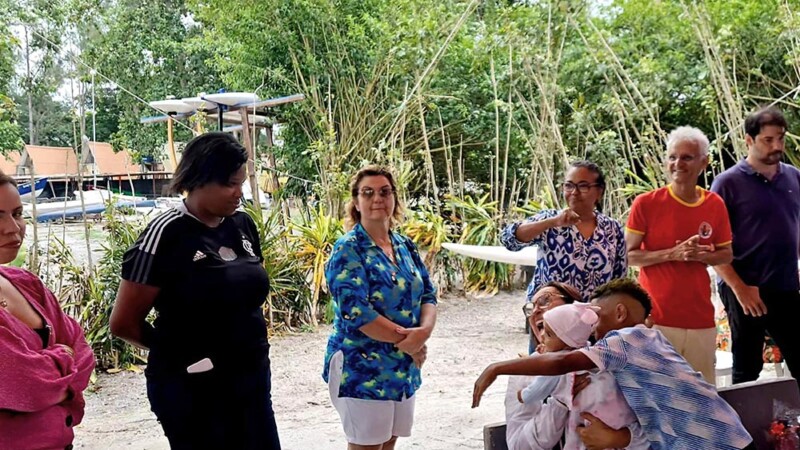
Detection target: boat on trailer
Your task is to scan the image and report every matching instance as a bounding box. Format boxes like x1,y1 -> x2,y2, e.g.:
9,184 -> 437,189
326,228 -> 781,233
18,177 -> 48,201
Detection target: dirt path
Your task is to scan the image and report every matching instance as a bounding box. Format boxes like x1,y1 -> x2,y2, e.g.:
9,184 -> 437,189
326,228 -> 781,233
74,290 -> 528,449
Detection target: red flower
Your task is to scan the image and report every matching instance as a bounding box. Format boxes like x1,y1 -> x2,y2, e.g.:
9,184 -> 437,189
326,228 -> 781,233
770,420 -> 786,437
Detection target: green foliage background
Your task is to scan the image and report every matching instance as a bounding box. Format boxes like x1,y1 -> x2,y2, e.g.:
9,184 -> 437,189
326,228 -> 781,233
4,0 -> 800,367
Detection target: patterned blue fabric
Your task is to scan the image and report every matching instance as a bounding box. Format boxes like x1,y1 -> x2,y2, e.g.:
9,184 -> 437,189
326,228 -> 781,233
500,209 -> 627,302
579,325 -> 752,450
322,223 -> 437,401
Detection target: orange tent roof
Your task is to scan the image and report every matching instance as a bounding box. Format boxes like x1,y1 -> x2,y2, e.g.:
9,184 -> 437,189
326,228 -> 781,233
22,145 -> 79,176
0,151 -> 22,175
85,141 -> 140,175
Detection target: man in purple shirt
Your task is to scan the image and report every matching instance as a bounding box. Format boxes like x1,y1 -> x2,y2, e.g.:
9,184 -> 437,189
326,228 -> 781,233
711,107 -> 800,384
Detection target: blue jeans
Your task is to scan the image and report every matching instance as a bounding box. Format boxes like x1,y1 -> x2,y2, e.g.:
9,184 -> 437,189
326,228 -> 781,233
146,354 -> 281,449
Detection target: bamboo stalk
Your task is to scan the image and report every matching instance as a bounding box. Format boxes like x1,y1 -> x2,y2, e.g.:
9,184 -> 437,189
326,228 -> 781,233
417,98 -> 440,214
76,79 -> 93,270
500,45 -> 514,220
490,56 -> 501,203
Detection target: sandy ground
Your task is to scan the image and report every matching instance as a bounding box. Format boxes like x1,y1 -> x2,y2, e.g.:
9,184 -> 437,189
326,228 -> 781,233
73,290 -> 529,450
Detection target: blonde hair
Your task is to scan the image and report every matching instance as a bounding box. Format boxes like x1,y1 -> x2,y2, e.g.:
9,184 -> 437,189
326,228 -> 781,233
345,165 -> 404,230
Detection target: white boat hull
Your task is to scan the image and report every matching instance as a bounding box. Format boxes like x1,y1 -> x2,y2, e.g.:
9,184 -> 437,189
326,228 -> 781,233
202,92 -> 259,106
149,99 -> 197,114
441,243 -> 537,266
24,189 -> 145,215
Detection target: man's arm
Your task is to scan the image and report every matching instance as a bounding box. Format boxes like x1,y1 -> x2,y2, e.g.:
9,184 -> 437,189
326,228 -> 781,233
472,351 -> 595,408
625,230 -> 675,267
627,232 -> 720,268
714,264 -> 767,316
693,243 -> 733,266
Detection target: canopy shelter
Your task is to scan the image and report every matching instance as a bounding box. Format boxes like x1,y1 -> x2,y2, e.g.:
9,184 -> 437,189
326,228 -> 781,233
140,92 -> 304,212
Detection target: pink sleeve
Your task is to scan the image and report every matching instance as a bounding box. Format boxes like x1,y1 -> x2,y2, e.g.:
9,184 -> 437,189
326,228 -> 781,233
35,275 -> 95,398
0,325 -> 78,412
0,270 -> 96,414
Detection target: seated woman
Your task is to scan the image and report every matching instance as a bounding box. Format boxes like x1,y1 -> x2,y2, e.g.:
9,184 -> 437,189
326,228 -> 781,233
506,282 -> 581,449
0,172 -> 96,449
523,281 -> 582,353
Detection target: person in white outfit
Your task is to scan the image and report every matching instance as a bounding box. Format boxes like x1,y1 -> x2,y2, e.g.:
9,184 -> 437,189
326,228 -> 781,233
505,303 -> 650,450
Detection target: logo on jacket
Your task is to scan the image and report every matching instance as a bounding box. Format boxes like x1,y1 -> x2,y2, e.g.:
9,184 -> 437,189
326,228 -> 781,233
698,222 -> 713,239
242,236 -> 256,258
219,246 -> 238,261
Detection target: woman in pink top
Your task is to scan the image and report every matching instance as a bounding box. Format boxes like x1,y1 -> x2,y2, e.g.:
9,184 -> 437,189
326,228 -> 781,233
0,172 -> 95,449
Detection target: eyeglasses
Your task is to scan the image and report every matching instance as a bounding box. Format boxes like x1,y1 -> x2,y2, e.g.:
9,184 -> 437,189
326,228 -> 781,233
523,293 -> 567,317
562,181 -> 601,194
359,187 -> 396,199
533,293 -> 566,308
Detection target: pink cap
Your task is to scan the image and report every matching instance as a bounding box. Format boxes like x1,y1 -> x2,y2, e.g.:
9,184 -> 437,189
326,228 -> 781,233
542,303 -> 600,348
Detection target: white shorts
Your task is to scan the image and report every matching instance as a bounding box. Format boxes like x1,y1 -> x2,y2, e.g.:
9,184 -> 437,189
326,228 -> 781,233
327,351 -> 415,445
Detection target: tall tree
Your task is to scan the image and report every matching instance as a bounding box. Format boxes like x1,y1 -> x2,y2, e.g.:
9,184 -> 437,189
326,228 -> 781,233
0,2 -> 23,153
82,0 -> 220,162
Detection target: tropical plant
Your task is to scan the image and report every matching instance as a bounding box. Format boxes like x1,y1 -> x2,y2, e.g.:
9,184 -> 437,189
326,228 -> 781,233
288,205 -> 344,327
243,203 -> 306,331
43,206 -> 147,370
447,193 -> 513,296
401,206 -> 457,291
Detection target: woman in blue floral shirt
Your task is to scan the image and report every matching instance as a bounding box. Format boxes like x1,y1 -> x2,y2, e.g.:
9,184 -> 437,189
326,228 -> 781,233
502,161 -> 626,349
323,166 -> 437,450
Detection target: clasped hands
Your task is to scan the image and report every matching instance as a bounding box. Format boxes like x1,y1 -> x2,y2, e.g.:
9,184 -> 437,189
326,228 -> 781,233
671,234 -> 714,262
396,326 -> 431,368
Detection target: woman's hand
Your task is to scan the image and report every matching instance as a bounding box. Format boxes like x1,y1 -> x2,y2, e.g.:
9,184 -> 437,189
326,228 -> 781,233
56,344 -> 75,358
395,326 -> 431,355
577,413 -> 631,450
553,208 -> 581,228
411,344 -> 427,368
572,372 -> 591,397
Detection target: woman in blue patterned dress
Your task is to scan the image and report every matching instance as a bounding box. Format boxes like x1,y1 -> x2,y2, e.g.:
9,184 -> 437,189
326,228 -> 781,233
323,166 -> 437,450
502,161 -> 627,349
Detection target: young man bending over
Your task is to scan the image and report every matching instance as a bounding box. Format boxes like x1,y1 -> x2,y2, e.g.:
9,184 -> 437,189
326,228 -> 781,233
473,279 -> 753,450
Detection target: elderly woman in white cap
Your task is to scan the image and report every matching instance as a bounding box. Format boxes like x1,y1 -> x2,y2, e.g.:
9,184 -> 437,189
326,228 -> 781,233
505,303 -> 649,450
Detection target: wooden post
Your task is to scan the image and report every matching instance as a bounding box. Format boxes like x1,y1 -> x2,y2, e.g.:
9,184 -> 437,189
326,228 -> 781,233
265,125 -> 290,222
167,117 -> 178,172
237,107 -> 262,214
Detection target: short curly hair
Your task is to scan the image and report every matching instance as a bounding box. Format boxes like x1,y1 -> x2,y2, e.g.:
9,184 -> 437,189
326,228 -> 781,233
170,132 -> 248,194
590,278 -> 652,318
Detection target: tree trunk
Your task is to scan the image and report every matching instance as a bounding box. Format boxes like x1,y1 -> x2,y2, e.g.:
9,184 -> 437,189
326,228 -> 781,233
25,28 -> 35,145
